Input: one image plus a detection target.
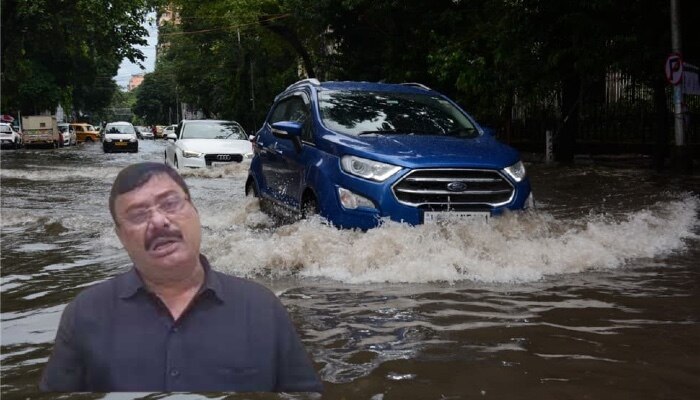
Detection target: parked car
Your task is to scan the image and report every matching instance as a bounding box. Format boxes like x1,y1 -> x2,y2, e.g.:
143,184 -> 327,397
162,124 -> 176,139
0,122 -> 22,149
137,126 -> 154,139
57,123 -> 77,146
164,119 -> 252,169
246,79 -> 533,230
70,123 -> 100,143
103,121 -> 138,153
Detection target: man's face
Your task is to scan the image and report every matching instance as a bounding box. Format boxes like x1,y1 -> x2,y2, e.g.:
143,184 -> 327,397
113,174 -> 201,280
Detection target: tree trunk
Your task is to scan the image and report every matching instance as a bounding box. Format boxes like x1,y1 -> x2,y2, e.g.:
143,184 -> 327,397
259,16 -> 316,78
555,75 -> 581,164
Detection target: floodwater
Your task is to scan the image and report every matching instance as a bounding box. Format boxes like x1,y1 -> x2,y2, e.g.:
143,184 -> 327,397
1,140 -> 699,399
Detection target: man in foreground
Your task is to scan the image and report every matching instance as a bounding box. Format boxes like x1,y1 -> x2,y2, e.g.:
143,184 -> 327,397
40,162 -> 323,393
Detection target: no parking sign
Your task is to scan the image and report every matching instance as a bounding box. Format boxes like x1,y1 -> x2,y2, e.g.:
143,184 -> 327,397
665,53 -> 683,85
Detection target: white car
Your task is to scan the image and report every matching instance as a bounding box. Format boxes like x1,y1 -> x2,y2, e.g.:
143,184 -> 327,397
0,122 -> 22,149
162,124 -> 176,139
57,123 -> 77,147
103,121 -> 138,153
139,126 -> 154,140
165,120 -> 253,169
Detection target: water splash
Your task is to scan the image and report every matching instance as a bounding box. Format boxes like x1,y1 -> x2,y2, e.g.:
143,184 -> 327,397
206,195 -> 699,284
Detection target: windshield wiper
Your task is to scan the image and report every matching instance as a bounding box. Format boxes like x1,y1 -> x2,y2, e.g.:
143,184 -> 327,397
358,130 -> 413,136
445,127 -> 478,137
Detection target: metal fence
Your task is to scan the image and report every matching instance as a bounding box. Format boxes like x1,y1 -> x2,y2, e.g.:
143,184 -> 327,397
503,72 -> 700,155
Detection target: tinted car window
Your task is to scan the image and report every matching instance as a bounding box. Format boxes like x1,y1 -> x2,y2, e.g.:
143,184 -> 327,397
270,96 -> 312,142
181,122 -> 246,140
106,125 -> 135,134
318,90 -> 478,138
269,102 -> 288,124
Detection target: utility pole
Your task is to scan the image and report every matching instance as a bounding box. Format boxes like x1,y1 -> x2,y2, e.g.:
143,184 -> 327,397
250,59 -> 256,116
670,0 -> 691,173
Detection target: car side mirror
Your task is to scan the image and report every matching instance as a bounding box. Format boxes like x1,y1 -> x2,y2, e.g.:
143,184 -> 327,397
166,133 -> 177,141
271,121 -> 302,138
271,121 -> 303,153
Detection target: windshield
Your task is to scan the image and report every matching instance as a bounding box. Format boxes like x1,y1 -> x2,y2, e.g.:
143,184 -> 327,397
106,124 -> 135,134
181,122 -> 246,140
318,90 -> 479,138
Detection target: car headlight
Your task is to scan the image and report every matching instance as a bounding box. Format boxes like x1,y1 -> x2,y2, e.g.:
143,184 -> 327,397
129,136 -> 137,142
244,152 -> 254,159
183,150 -> 203,158
341,155 -> 401,182
105,137 -> 112,142
503,160 -> 526,182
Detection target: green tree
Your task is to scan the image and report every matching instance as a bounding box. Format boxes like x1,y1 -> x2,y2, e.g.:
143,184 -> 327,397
1,0 -> 153,116
132,67 -> 177,125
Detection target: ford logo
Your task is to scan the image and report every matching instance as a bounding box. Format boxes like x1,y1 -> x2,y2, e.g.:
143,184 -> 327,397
446,182 -> 468,192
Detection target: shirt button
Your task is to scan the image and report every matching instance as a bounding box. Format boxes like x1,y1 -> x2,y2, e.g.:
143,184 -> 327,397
170,369 -> 180,377
172,327 -> 179,333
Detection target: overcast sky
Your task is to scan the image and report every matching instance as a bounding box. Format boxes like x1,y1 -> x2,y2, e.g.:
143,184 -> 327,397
115,12 -> 158,89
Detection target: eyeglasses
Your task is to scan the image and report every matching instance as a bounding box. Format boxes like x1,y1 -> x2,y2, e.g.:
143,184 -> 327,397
121,193 -> 190,226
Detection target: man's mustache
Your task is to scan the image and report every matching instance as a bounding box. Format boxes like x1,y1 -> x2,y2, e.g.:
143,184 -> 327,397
145,228 -> 184,251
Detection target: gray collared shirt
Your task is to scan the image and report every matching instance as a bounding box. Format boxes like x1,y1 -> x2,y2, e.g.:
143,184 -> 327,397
40,255 -> 323,393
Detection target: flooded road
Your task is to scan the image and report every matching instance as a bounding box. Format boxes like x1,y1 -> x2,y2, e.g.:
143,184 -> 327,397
1,140 -> 699,399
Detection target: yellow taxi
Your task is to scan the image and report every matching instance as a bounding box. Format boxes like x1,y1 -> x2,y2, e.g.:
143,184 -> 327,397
70,123 -> 100,143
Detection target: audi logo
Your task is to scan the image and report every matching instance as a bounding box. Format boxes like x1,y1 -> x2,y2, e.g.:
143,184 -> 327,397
446,182 -> 468,192
216,155 -> 232,161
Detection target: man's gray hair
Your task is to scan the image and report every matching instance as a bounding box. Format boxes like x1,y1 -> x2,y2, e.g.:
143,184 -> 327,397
109,162 -> 191,225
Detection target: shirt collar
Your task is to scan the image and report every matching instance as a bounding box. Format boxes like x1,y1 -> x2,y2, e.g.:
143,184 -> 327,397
118,254 -> 224,302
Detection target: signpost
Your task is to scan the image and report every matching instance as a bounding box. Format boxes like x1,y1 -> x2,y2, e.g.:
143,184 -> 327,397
665,53 -> 683,85
669,0 -> 690,173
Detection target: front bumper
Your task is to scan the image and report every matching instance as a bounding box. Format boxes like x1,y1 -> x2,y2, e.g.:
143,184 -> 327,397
104,140 -> 138,152
180,152 -> 250,168
317,166 -> 533,230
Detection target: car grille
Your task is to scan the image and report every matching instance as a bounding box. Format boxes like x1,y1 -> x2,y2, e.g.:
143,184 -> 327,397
392,169 -> 515,211
204,154 -> 243,166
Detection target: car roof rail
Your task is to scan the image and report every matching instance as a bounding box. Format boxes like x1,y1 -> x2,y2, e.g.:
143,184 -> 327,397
401,82 -> 432,91
285,78 -> 321,91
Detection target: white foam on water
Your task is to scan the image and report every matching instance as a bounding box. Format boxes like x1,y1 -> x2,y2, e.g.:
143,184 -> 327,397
177,162 -> 251,179
205,195 -> 699,284
0,212 -> 46,227
0,165 -> 123,182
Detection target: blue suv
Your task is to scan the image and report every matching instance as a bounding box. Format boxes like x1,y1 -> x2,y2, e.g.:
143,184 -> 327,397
246,79 -> 533,230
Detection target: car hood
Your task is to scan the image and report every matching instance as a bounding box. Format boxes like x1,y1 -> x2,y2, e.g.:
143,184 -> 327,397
177,138 -> 252,154
327,133 -> 521,169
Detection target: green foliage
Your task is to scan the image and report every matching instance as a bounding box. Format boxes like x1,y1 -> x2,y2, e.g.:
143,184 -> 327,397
146,0 -> 699,141
132,67 -> 177,125
1,0 -> 153,116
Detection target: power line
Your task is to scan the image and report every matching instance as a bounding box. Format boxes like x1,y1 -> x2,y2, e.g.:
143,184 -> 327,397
159,13 -> 290,37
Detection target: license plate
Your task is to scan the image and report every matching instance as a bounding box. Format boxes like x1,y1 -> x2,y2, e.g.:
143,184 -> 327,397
115,142 -> 127,146
423,211 -> 490,224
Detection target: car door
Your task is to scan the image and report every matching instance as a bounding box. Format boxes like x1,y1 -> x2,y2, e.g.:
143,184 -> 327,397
256,98 -> 289,202
73,125 -> 84,142
272,94 -> 312,209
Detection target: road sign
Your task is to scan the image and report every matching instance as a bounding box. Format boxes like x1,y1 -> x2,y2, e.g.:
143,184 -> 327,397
665,53 -> 683,85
